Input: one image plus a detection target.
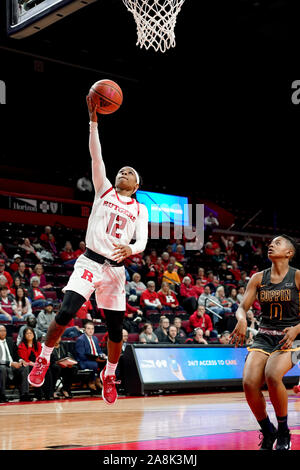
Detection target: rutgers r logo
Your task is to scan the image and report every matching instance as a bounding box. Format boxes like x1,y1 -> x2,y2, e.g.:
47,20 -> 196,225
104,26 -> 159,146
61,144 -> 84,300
81,269 -> 93,282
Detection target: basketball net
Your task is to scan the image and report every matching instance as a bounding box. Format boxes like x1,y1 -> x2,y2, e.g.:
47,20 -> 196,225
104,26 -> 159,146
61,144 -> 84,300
122,0 -> 186,53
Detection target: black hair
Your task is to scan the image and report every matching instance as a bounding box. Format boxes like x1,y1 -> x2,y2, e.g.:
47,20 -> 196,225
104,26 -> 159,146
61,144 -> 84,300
280,234 -> 299,266
21,326 -> 38,351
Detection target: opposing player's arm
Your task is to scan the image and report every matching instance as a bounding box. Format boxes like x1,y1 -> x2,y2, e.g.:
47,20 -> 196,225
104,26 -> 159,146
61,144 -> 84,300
87,96 -> 107,194
229,272 -> 262,347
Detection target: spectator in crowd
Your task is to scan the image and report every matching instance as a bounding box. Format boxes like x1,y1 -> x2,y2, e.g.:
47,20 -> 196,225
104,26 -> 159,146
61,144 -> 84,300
218,330 -> 231,344
18,327 -> 53,400
173,244 -> 185,263
9,254 -> 22,273
238,271 -> 249,289
237,286 -> 245,304
123,301 -> 143,333
17,315 -> 44,345
205,270 -> 219,294
179,276 -> 199,314
218,261 -> 235,285
40,225 -> 55,245
161,252 -> 170,271
14,287 -> 32,320
141,255 -> 159,283
140,281 -> 163,312
204,212 -> 219,232
139,323 -> 159,344
10,276 -> 22,297
124,252 -> 144,273
0,259 -> 13,288
193,278 -> 205,297
50,337 -> 77,399
127,272 -> 147,304
13,261 -> 31,289
162,263 -> 181,291
177,266 -> 193,284
212,247 -> 226,266
173,317 -> 187,343
75,298 -> 94,320
185,327 -> 208,345
75,321 -> 107,391
60,241 -> 77,266
158,281 -> 181,312
0,285 -> 17,322
47,233 -> 58,256
115,329 -> 130,387
227,287 -> 239,306
246,308 -> 260,342
74,241 -> 86,259
229,260 -> 242,283
30,264 -> 53,290
27,276 -> 48,308
76,171 -> 93,200
19,238 -> 41,262
188,305 -> 218,339
36,300 -> 56,333
0,275 -> 14,298
154,316 -> 170,342
164,325 -> 181,344
0,325 -> 31,402
171,239 -> 185,255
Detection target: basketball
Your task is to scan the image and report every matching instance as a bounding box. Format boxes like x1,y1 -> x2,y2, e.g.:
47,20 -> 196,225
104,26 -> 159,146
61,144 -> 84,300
88,79 -> 123,114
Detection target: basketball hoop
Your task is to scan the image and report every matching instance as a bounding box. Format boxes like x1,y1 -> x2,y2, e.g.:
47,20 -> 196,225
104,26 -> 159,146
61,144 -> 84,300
121,0 -> 186,53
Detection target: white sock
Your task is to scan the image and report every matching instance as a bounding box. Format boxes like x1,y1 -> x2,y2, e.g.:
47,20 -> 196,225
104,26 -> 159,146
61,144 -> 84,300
105,361 -> 118,377
40,343 -> 54,363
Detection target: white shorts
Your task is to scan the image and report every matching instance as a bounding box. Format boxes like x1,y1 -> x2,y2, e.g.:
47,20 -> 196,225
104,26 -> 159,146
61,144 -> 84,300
62,254 -> 126,311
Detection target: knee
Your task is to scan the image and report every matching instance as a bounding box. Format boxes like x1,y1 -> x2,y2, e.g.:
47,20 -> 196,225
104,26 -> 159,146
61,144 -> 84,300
243,374 -> 262,393
265,368 -> 282,389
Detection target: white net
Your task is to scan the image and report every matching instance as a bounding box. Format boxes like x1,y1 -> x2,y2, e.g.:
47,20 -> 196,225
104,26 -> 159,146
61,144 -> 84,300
122,0 -> 186,53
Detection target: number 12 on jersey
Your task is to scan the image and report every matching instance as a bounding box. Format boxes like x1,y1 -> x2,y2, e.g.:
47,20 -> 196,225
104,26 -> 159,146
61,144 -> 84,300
106,213 -> 127,239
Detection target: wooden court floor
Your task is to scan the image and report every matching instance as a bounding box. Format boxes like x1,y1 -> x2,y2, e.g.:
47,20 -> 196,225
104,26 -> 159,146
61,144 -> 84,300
1,390 -> 300,451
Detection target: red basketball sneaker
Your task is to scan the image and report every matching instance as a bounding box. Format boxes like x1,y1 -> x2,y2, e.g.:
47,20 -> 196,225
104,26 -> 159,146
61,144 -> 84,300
100,366 -> 120,405
28,356 -> 49,387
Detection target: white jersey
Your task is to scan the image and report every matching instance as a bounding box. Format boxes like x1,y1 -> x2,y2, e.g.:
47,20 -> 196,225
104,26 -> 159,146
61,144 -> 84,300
86,178 -> 148,259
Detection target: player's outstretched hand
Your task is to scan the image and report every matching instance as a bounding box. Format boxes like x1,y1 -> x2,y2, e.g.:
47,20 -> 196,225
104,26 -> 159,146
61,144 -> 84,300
86,95 -> 98,122
112,243 -> 132,263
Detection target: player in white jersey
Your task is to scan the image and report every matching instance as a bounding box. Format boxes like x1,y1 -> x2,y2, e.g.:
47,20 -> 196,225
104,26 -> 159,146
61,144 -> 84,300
28,96 -> 148,405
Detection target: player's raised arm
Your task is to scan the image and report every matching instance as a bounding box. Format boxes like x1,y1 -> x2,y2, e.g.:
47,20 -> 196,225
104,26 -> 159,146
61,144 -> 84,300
87,96 -> 107,194
229,271 -> 262,347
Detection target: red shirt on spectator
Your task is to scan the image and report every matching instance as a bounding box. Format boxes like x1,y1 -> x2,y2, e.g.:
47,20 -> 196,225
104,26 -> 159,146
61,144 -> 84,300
75,300 -> 93,319
140,289 -> 160,308
188,310 -> 213,333
158,290 -> 179,307
18,341 -> 42,363
180,283 -> 198,299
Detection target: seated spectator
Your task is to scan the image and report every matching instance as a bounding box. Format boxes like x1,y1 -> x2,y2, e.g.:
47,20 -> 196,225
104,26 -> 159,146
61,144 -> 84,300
218,330 -> 231,344
149,249 -> 158,263
177,266 -> 194,284
123,302 -> 143,333
0,274 -> 15,298
237,285 -> 245,304
188,305 -> 218,340
0,324 -> 31,403
140,281 -> 163,312
50,337 -> 78,399
17,315 -> 44,345
185,327 -> 208,345
205,270 -> 218,294
47,233 -> 58,256
193,278 -> 205,297
27,276 -> 48,308
204,241 -> 215,256
75,299 -> 94,320
161,252 -> 170,271
36,300 -> 56,333
198,285 -> 217,308
14,287 -> 33,321
13,261 -> 31,289
154,316 -> 170,342
164,325 -> 181,344
18,327 -> 53,400
155,257 -> 165,284
215,285 -> 233,310
9,254 -> 22,273
229,260 -> 242,283
60,241 -> 77,266
75,320 -> 107,391
227,287 -> 239,307
173,244 -> 185,263
74,241 -> 86,258
196,267 -> 208,286
40,225 -> 55,246
0,285 -> 17,322
18,238 -> 41,262
212,247 -> 226,266
115,329 -> 130,387
124,252 -> 144,273
139,323 -> 159,344
10,276 -> 22,297
238,271 -> 249,289
173,317 -> 187,343
246,308 -> 260,341
218,261 -> 235,285
179,276 -> 198,314
127,272 -> 147,304
171,239 -> 185,255
0,259 -> 13,288
162,263 -> 181,291
141,255 -> 159,282
30,264 -> 53,290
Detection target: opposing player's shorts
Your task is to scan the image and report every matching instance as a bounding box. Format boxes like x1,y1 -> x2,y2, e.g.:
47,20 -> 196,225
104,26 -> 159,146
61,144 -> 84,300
248,327 -> 300,365
62,253 -> 126,311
